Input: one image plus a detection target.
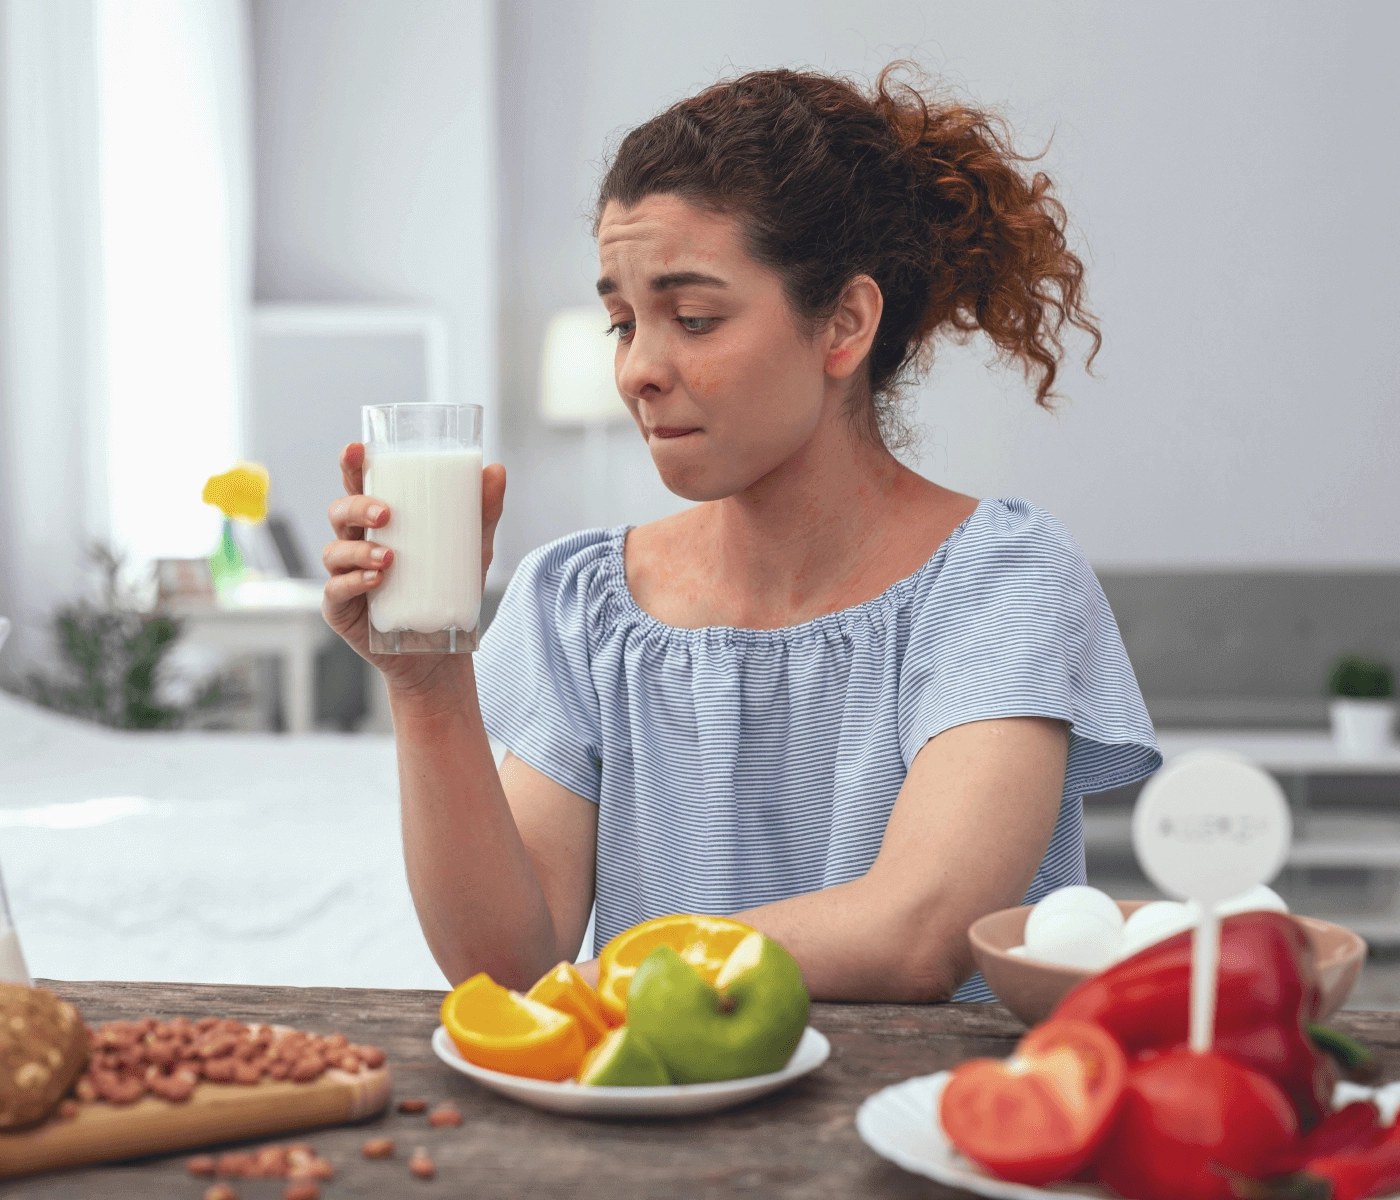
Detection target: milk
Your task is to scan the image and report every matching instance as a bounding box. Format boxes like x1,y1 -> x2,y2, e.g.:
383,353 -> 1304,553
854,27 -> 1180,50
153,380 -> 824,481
364,448 -> 482,634
0,926 -> 31,986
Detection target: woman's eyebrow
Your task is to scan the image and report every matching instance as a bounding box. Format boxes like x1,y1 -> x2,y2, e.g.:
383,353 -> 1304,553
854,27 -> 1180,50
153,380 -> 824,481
650,271 -> 728,291
595,271 -> 728,296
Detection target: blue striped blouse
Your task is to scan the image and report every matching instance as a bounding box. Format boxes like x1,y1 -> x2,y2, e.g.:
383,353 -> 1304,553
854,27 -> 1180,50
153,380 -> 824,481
476,497 -> 1160,1001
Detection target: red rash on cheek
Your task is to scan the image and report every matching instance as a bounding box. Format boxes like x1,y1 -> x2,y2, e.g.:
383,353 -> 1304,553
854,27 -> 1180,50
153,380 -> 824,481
687,359 -> 722,398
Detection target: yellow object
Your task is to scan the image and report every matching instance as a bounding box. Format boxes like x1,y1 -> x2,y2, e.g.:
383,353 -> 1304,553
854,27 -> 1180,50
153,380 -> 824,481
595,914 -> 756,1024
440,973 -> 587,1082
202,463 -> 270,523
526,961 -> 614,1044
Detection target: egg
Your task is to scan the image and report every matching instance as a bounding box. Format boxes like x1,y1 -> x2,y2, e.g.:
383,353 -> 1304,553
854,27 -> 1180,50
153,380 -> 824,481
1116,900 -> 1198,960
1216,884 -> 1288,917
1023,910 -> 1121,970
1024,886 -> 1124,949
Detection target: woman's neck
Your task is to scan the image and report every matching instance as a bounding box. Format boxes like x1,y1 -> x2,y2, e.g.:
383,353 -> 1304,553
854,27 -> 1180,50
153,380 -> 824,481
625,414 -> 978,631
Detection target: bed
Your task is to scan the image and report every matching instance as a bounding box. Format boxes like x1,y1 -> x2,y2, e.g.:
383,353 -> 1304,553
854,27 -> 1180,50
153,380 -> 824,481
0,689 -> 450,989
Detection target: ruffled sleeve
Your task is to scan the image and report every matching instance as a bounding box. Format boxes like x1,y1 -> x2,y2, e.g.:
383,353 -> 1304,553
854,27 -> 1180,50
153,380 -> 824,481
474,530 -> 612,803
897,499 -> 1161,798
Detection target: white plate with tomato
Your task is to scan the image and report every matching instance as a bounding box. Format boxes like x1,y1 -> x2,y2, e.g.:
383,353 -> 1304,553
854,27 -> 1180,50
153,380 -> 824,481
433,1023 -> 829,1117
858,1069 -> 1108,1200
858,1013 -> 1400,1200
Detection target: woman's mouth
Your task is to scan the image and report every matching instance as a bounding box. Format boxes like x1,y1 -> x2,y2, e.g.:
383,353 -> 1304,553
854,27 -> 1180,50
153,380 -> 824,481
650,426 -> 701,440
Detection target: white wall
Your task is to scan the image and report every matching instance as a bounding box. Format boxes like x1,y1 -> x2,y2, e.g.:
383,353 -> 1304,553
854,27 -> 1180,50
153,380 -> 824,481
495,0 -> 1400,570
251,0 -> 496,478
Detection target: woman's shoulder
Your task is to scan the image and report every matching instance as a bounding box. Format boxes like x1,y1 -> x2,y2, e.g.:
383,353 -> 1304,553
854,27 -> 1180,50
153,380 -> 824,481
934,496 -> 1095,588
495,526 -> 628,629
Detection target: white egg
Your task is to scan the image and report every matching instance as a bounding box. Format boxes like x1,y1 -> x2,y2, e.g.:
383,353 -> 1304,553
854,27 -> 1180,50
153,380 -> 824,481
1024,910 -> 1121,970
1024,886 -> 1124,949
1216,884 -> 1288,917
1116,901 -> 1197,960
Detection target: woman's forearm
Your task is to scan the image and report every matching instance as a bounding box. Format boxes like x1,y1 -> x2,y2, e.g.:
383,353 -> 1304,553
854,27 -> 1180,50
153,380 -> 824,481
737,876 -> 968,1004
390,666 -> 564,990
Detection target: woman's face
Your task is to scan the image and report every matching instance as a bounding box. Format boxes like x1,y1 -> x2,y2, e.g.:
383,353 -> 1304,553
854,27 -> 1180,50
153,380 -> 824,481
596,195 -> 836,502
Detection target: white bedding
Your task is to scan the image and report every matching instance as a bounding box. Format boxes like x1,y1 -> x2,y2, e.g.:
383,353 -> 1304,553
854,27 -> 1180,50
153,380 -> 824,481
0,691 -> 450,989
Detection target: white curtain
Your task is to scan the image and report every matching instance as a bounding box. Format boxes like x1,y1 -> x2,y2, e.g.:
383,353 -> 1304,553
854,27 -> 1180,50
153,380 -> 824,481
0,0 -> 250,674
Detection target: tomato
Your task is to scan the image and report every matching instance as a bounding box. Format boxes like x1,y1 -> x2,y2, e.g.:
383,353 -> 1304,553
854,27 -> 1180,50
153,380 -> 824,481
1093,1048 -> 1299,1200
939,1018 -> 1127,1186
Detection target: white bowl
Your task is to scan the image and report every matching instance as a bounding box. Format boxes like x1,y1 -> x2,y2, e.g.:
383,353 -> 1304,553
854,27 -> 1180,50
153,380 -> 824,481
431,1024 -> 830,1118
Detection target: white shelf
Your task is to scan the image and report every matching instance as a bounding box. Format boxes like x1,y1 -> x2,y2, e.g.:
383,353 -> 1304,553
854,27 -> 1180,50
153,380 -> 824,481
1157,729 -> 1400,774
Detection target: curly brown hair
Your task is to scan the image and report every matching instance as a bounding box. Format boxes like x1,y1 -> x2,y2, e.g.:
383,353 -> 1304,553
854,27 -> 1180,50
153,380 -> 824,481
595,65 -> 1101,445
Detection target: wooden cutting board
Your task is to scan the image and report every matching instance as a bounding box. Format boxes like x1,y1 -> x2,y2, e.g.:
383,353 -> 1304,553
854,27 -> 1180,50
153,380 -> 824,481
0,1064 -> 391,1178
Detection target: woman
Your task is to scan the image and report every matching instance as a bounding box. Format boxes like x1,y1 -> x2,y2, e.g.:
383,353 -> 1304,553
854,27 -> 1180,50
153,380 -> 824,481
322,67 -> 1159,1002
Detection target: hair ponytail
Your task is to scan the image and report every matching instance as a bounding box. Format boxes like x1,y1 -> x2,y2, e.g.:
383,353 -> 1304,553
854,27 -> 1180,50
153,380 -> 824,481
597,64 -> 1101,445
874,66 -> 1100,411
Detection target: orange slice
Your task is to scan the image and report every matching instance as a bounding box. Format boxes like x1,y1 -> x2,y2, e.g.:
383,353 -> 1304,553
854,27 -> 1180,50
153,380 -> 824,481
595,914 -> 756,1023
526,961 -> 614,1044
440,973 -> 587,1081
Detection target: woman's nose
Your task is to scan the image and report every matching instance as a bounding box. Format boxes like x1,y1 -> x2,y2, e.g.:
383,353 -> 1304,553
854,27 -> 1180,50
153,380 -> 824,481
615,325 -> 673,400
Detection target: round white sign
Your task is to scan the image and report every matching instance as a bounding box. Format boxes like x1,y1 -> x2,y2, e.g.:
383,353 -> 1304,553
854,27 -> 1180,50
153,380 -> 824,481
1132,751 -> 1291,906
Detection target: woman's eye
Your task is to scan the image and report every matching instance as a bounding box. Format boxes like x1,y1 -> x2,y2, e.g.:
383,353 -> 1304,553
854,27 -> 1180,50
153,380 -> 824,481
606,320 -> 635,340
677,316 -> 717,333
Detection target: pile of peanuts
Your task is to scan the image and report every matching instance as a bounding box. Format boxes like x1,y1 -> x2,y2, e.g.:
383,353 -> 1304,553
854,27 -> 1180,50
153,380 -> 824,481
189,1141 -> 335,1194
72,1016 -> 386,1106
187,1122 -> 455,1200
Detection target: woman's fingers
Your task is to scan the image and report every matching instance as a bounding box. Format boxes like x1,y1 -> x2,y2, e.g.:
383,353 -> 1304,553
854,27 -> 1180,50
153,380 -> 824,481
481,463 -> 507,577
341,442 -> 366,496
323,539 -> 393,575
327,493 -> 389,542
323,565 -> 385,608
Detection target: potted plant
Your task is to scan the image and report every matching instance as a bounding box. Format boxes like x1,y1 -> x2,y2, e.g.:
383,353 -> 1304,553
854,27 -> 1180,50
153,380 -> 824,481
1327,655 -> 1396,756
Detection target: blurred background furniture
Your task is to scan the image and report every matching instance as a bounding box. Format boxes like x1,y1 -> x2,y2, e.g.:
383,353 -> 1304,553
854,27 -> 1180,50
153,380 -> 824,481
1085,570 -> 1400,941
164,579 -> 332,734
538,307 -> 632,529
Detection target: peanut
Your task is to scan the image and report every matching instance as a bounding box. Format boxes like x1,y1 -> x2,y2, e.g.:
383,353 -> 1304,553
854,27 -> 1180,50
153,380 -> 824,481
429,1102 -> 463,1127
204,1057 -> 236,1083
361,1136 -> 396,1159
186,1154 -> 217,1177
251,1145 -> 289,1176
216,1151 -> 253,1177
203,1185 -> 239,1200
233,1060 -> 263,1086
397,1097 -> 428,1113
409,1147 -> 436,1179
283,1183 -> 320,1200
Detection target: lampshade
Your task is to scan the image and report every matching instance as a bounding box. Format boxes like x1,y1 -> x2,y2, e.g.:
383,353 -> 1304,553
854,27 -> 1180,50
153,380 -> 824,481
539,307 -> 630,425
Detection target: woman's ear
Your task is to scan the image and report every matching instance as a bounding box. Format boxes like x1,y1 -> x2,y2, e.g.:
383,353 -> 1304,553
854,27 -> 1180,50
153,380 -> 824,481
823,275 -> 883,381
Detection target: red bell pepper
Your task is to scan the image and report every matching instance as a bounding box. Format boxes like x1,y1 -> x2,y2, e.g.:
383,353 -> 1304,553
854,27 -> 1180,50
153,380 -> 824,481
1093,1047 -> 1299,1200
1054,910 -> 1333,1128
1232,1104 -> 1394,1200
939,1018 -> 1126,1186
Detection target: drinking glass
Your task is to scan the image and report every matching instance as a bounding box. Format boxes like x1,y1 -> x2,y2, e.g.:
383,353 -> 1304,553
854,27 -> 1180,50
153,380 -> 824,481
361,404 -> 484,654
0,863 -> 32,986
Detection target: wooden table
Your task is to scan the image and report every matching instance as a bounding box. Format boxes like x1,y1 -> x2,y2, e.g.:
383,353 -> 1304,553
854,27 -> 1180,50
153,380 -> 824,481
10,982 -> 1400,1199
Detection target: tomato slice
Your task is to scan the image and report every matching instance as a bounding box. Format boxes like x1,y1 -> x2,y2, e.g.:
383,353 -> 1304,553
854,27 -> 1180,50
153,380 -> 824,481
939,1018 -> 1127,1185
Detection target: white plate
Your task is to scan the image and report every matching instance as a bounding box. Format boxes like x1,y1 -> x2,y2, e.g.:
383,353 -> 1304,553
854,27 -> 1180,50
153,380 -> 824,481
859,1073 -> 1400,1200
857,1071 -> 1110,1199
431,1024 -> 829,1117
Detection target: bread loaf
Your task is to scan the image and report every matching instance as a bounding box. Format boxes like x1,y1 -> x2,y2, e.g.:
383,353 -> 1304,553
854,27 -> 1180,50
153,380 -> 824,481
0,984 -> 89,1129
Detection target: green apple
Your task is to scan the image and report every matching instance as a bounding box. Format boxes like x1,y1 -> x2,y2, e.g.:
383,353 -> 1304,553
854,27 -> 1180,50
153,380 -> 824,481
626,932 -> 809,1083
578,1025 -> 672,1087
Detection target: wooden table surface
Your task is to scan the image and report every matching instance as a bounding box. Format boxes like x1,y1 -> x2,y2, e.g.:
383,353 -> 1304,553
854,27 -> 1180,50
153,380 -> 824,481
9,981 -> 1400,1199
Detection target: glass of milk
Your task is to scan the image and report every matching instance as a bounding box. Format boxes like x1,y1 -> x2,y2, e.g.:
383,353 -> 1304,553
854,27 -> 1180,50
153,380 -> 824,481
362,403 -> 484,654
0,863 -> 31,986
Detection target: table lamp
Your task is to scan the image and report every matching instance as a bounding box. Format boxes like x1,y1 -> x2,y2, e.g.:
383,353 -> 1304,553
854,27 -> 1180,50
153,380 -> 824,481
539,308 -> 630,528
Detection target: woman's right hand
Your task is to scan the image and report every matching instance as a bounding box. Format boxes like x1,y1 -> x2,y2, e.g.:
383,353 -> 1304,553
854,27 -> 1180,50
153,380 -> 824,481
322,442 -> 507,700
